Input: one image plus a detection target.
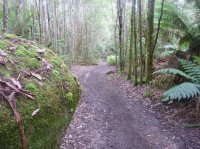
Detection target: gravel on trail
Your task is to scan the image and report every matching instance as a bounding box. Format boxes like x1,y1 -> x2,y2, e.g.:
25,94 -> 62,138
60,61 -> 184,149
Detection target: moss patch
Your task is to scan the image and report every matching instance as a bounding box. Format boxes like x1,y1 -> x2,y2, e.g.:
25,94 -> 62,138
0,33 -> 81,149
0,39 -> 12,49
25,82 -> 38,92
16,45 -> 37,58
49,56 -> 63,67
65,92 -> 73,102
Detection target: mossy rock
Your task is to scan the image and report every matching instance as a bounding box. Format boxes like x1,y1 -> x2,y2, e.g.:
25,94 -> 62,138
151,74 -> 176,90
0,33 -> 81,149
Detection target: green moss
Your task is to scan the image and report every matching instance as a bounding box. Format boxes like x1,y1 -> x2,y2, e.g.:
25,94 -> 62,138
19,57 -> 41,70
16,45 -> 37,58
65,92 -> 73,102
0,39 -> 12,49
3,33 -> 20,39
51,70 -> 60,78
25,83 -> 38,92
0,68 -> 11,78
49,56 -> 62,67
60,63 -> 68,69
0,33 -> 81,149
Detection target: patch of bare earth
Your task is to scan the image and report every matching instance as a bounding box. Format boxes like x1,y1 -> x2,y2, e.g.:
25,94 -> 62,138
60,62 -> 196,149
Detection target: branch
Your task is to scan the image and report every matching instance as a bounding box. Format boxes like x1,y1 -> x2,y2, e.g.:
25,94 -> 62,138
152,0 -> 165,53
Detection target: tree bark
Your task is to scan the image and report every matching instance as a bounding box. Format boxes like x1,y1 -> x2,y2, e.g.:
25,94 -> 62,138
128,0 -> 134,80
3,0 -> 8,32
138,0 -> 143,85
146,0 -> 155,83
133,0 -> 137,86
117,0 -> 124,71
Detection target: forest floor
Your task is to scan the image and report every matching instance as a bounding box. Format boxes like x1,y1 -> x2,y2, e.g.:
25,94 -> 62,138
60,61 -> 200,149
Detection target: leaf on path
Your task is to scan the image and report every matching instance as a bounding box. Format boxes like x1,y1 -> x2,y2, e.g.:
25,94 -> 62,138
36,48 -> 45,53
30,72 -> 42,80
0,79 -> 20,92
32,109 -> 40,117
9,77 -> 22,89
0,49 -> 8,56
7,92 -> 21,122
42,58 -> 53,70
0,77 -> 35,100
8,46 -> 17,52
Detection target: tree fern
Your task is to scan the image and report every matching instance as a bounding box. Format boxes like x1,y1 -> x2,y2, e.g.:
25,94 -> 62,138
160,2 -> 192,32
155,59 -> 200,102
179,59 -> 200,82
154,68 -> 197,82
163,82 -> 200,102
160,2 -> 200,49
194,56 -> 200,65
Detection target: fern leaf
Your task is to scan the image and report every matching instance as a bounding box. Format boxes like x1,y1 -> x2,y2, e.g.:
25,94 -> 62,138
179,59 -> 200,82
162,82 -> 200,102
194,56 -> 200,65
154,68 -> 197,82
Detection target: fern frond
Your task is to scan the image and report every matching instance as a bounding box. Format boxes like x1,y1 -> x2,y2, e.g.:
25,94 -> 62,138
160,2 -> 192,32
179,59 -> 200,82
162,82 -> 200,102
154,68 -> 197,81
179,33 -> 192,45
194,56 -> 200,65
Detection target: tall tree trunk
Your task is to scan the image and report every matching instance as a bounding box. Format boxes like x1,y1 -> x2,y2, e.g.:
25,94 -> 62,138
133,0 -> 137,86
146,0 -> 155,83
128,0 -> 134,80
3,0 -> 8,32
138,0 -> 143,85
35,0 -> 42,44
117,0 -> 124,71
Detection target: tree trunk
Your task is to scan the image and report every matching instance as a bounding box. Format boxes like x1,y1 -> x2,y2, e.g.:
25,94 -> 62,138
117,0 -> 124,71
146,0 -> 155,83
133,0 -> 137,86
3,0 -> 8,32
138,0 -> 143,85
128,0 -> 134,80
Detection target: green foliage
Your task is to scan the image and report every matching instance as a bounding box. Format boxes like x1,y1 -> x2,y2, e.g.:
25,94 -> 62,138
154,68 -> 197,82
155,59 -> 200,102
162,82 -> 200,102
160,2 -> 200,51
107,55 -> 117,65
194,56 -> 200,65
161,2 -> 192,32
179,59 -> 200,82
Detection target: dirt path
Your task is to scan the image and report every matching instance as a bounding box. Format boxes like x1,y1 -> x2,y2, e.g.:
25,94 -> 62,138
60,61 -> 183,149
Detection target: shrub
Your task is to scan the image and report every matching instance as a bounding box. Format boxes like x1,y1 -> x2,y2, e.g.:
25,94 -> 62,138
107,55 -> 117,65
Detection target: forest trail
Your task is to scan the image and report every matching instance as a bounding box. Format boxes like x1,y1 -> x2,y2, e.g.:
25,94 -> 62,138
60,61 -> 182,149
